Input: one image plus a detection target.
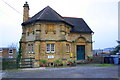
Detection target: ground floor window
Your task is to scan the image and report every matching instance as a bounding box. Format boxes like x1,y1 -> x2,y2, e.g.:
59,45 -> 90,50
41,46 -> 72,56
28,44 -> 34,53
66,44 -> 70,52
46,44 -> 55,53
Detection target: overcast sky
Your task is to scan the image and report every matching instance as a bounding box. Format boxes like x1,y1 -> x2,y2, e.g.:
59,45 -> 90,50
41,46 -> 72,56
0,0 -> 119,49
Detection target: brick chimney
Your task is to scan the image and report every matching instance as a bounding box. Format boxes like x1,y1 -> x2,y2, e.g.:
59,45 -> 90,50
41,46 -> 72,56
23,2 -> 29,22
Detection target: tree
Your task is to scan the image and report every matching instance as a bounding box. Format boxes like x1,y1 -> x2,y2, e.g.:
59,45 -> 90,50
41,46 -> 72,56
8,42 -> 19,50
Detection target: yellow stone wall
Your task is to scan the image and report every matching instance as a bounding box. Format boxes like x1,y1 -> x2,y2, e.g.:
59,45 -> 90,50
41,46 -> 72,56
21,21 -> 93,66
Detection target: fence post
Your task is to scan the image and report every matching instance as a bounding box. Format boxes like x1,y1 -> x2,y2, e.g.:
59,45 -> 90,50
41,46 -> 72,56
30,58 -> 32,68
16,58 -> 19,69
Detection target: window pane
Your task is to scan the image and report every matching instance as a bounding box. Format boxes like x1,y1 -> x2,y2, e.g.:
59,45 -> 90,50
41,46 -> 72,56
28,44 -> 30,52
47,44 -> 50,51
51,44 -> 54,51
66,44 -> 70,52
31,44 -> 34,53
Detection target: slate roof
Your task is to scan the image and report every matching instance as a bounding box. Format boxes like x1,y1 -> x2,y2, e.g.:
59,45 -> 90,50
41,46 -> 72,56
64,17 -> 93,33
22,6 -> 93,33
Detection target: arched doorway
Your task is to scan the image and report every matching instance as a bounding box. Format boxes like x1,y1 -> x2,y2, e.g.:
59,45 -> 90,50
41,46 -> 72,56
76,37 -> 86,60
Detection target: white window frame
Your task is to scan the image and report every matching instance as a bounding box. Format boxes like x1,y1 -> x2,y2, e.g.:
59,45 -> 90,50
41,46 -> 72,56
46,44 -> 55,53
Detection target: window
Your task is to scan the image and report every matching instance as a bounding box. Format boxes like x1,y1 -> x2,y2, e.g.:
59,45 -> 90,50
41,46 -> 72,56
9,49 -> 13,54
28,44 -> 34,53
28,44 -> 30,52
8,56 -> 13,58
31,44 -> 34,53
51,44 -> 55,53
46,44 -> 50,53
0,48 -> 3,52
46,44 -> 55,53
66,44 -> 70,52
48,55 -> 54,59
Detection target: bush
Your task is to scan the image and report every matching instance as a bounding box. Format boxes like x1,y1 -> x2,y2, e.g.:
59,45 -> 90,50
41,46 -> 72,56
41,60 -> 47,64
54,60 -> 62,66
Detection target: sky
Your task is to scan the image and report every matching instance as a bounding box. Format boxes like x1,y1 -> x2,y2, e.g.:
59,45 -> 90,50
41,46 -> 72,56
0,0 -> 119,49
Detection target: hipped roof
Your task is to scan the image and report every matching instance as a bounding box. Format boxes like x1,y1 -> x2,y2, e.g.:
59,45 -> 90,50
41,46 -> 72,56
22,6 -> 93,33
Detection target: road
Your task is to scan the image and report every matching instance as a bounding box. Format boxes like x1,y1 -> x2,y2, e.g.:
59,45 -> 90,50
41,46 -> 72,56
2,64 -> 119,78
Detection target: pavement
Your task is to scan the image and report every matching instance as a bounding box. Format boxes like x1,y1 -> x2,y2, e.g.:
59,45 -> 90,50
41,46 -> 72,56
1,64 -> 119,78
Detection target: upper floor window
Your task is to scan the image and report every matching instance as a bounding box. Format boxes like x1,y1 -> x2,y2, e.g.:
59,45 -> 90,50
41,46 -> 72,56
9,49 -> 13,54
46,44 -> 55,53
66,44 -> 70,52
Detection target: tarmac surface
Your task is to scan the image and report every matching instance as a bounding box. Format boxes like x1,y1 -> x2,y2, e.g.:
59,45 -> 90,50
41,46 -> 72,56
2,64 -> 119,78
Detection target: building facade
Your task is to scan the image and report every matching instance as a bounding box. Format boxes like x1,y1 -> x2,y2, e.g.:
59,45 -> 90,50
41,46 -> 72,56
0,48 -> 17,58
21,2 -> 93,66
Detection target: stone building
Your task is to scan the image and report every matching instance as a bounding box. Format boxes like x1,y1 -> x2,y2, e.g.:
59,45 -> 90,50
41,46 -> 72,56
21,2 -> 93,66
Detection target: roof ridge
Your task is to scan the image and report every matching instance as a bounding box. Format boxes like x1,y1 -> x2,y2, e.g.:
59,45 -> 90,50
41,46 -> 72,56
63,16 -> 82,19
37,6 -> 48,19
